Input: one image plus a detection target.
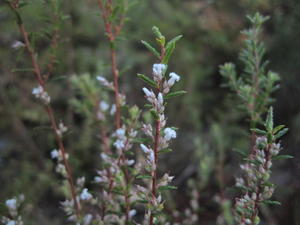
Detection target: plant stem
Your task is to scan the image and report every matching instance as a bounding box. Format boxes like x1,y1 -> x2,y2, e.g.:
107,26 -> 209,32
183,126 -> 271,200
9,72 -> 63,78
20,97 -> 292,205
97,1 -> 131,222
9,4 -> 80,217
149,119 -> 160,225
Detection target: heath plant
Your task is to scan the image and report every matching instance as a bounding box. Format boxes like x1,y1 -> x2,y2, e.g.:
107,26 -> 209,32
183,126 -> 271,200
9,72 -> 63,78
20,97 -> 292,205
220,13 -> 292,225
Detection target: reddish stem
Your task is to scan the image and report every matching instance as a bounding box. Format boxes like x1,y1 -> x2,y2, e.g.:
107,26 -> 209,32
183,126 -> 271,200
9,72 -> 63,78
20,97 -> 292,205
10,5 -> 80,217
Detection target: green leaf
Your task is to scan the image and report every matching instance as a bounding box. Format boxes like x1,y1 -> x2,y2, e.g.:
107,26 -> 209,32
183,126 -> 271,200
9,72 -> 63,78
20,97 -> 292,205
274,128 -> 288,139
272,155 -> 294,160
141,40 -> 160,58
159,148 -> 172,154
233,148 -> 248,157
164,90 -> 187,99
136,174 -> 152,180
166,35 -> 183,49
250,128 -> 267,135
137,73 -> 157,88
152,26 -> 164,39
158,185 -> 177,191
273,125 -> 285,134
162,41 -> 175,64
265,107 -> 274,132
262,200 -> 281,206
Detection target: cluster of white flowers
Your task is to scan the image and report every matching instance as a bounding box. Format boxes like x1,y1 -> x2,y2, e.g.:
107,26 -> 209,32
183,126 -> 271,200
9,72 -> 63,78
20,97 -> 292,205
234,136 -> 282,224
152,63 -> 166,82
1,195 -> 24,225
138,63 -> 182,222
50,149 -> 68,176
32,85 -> 51,104
140,144 -> 155,169
56,121 -> 68,137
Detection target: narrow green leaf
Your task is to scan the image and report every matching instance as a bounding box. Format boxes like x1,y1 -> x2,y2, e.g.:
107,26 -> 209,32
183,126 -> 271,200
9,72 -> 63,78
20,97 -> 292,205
137,73 -> 157,88
166,35 -> 183,49
136,174 -> 152,180
233,148 -> 248,157
164,90 -> 187,99
152,26 -> 164,39
159,148 -> 172,154
272,155 -> 294,160
274,128 -> 288,139
250,128 -> 267,135
265,107 -> 274,132
273,125 -> 285,134
158,185 -> 177,191
262,200 -> 281,206
141,40 -> 160,58
162,41 -> 175,64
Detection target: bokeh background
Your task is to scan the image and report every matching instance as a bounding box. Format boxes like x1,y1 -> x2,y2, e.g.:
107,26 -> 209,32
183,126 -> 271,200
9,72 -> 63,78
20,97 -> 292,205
0,0 -> 299,224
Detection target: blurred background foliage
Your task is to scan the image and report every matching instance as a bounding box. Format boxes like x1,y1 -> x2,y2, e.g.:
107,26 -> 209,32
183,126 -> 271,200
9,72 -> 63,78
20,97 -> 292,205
0,0 -> 299,224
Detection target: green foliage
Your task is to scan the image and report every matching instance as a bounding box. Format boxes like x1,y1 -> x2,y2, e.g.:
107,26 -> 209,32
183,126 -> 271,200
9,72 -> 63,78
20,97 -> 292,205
220,13 -> 280,128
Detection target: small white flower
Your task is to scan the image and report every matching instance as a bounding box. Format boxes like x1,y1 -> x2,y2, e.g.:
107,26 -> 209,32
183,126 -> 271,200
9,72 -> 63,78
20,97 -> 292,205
126,159 -> 135,166
7,221 -> 16,225
51,149 -> 59,159
94,176 -> 104,183
11,40 -> 25,49
129,209 -> 137,218
110,104 -> 116,115
97,76 -> 114,89
115,128 -> 126,138
32,86 -> 43,95
83,214 -> 93,225
5,198 -> 17,210
140,144 -> 150,154
32,85 -> 51,104
80,188 -> 92,201
114,139 -> 125,149
99,101 -> 109,111
153,64 -> 166,81
164,128 -> 177,141
148,151 -> 155,164
157,93 -> 163,106
142,87 -> 152,97
56,122 -> 68,137
167,72 -> 181,86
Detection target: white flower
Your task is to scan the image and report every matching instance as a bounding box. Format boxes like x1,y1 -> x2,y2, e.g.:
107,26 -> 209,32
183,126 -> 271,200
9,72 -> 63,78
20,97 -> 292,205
32,85 -> 51,104
126,159 -> 135,166
5,198 -> 17,210
11,40 -> 25,49
99,101 -> 109,111
7,221 -> 16,225
153,64 -> 166,81
140,144 -> 150,154
83,214 -> 93,225
80,188 -> 92,201
51,149 -> 59,159
56,122 -> 68,137
97,76 -> 114,89
129,209 -> 137,218
164,128 -> 177,141
32,85 -> 42,94
114,139 -> 125,149
157,93 -> 163,106
167,72 -> 181,86
115,128 -> 126,138
142,87 -> 152,97
94,176 -> 104,183
110,104 -> 116,115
